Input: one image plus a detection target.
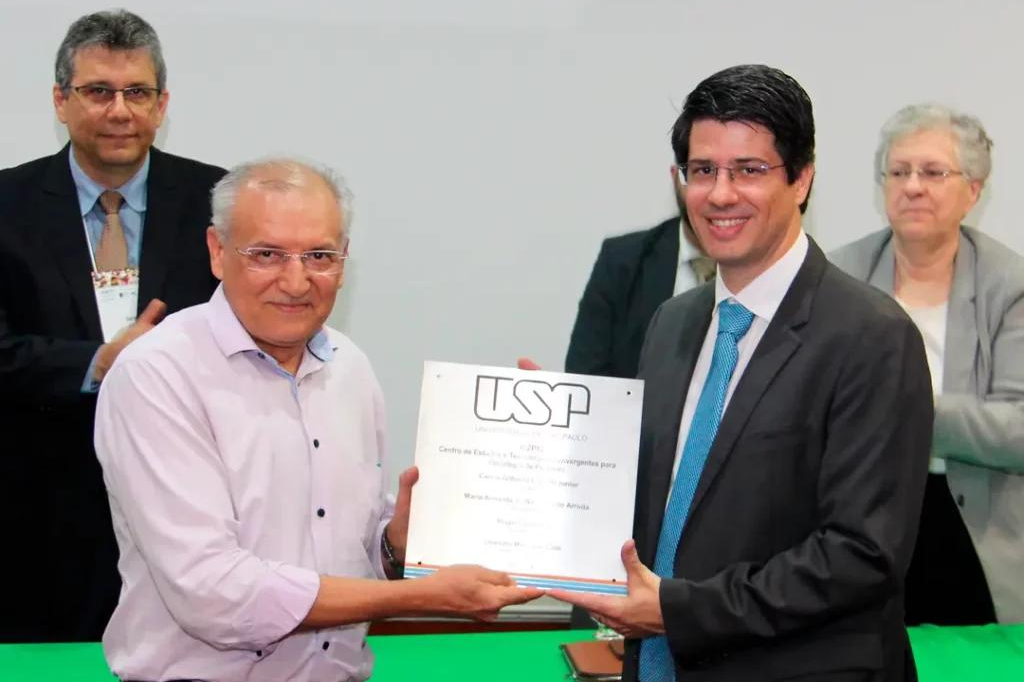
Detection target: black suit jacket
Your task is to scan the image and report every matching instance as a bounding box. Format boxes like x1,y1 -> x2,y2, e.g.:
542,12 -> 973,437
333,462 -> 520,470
0,145 -> 225,642
624,241 -> 932,682
565,217 -> 679,378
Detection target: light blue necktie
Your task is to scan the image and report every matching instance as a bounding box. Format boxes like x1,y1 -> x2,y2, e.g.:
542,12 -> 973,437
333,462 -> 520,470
638,300 -> 754,682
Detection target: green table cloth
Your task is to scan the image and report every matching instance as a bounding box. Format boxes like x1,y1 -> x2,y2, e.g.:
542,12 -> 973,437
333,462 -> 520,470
1,625 -> 1022,682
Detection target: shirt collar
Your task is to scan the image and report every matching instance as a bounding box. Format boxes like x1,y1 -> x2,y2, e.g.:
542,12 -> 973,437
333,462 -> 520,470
207,284 -> 334,363
68,145 -> 150,216
306,326 -> 334,362
677,219 -> 702,266
714,230 -> 809,323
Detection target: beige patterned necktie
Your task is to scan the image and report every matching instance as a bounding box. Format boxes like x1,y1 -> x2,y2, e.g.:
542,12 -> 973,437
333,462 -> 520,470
689,255 -> 717,284
94,190 -> 128,271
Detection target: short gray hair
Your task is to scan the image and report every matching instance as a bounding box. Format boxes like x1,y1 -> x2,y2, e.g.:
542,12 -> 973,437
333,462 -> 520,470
55,10 -> 166,91
210,158 -> 354,240
876,103 -> 993,184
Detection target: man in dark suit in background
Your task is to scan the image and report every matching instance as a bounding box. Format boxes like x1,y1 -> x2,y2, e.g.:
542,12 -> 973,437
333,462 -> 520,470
550,65 -> 932,681
565,172 -> 714,379
0,9 -> 225,642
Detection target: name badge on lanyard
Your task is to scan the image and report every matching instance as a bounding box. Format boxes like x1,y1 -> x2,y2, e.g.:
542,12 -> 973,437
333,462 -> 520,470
84,219 -> 140,342
91,268 -> 140,342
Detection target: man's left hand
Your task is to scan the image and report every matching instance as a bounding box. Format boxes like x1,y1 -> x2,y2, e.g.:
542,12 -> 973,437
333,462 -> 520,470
385,466 -> 419,562
547,539 -> 664,639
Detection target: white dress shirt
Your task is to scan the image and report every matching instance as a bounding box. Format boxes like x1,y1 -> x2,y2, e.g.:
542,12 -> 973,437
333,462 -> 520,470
896,297 -> 949,473
673,221 -> 703,296
670,232 -> 809,485
94,286 -> 393,682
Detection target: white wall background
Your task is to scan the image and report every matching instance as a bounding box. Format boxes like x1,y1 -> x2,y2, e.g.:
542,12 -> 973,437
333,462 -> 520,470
3,0 -> 1022,488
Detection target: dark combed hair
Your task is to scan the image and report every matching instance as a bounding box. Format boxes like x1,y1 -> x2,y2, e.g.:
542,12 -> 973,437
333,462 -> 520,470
671,64 -> 815,211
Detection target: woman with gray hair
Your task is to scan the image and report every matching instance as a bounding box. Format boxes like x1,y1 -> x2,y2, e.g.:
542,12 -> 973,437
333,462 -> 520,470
831,104 -> 1024,625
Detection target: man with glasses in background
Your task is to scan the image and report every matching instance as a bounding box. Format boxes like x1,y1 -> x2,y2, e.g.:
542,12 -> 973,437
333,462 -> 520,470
548,65 -> 933,681
93,158 -> 542,682
565,169 -> 714,380
0,9 -> 224,642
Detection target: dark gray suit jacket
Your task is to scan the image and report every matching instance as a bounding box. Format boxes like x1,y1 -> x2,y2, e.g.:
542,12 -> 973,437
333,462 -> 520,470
625,240 -> 932,681
565,217 -> 680,378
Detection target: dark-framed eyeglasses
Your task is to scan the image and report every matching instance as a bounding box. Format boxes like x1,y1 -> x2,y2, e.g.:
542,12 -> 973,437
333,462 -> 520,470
68,84 -> 162,110
235,241 -> 350,276
880,167 -> 966,186
678,162 -> 786,187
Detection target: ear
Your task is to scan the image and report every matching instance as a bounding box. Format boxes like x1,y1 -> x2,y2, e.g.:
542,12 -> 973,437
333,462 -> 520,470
153,88 -> 170,127
335,230 -> 349,291
53,84 -> 69,124
671,165 -> 686,192
964,179 -> 983,213
206,226 -> 224,281
794,163 -> 815,208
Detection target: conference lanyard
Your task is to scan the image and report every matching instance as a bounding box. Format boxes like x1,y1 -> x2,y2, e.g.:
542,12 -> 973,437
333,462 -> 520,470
82,217 -> 140,342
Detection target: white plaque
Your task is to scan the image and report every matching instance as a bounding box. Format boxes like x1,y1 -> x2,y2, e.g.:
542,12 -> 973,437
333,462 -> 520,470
404,361 -> 643,595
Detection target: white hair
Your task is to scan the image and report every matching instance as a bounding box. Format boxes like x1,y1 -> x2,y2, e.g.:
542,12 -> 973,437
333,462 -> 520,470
876,104 -> 993,184
210,157 -> 354,239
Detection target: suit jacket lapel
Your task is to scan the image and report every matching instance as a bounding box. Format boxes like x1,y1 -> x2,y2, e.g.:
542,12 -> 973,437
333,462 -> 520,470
867,237 -> 896,294
40,144 -> 103,340
640,285 -> 713,565
647,219 -> 679,304
138,147 -> 183,313
684,241 -> 825,527
861,227 -> 977,392
944,229 -> 978,392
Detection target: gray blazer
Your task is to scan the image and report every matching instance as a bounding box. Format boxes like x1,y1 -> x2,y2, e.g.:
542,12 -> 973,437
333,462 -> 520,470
830,226 -> 1024,623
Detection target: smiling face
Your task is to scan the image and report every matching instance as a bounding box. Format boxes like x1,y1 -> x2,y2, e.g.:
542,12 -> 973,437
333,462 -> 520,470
53,45 -> 168,187
683,119 -> 813,292
207,176 -> 345,372
883,127 -> 982,247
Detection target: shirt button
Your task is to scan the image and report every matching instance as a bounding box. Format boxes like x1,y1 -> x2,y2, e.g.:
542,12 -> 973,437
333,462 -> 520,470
322,641 -> 330,651
317,508 -> 326,518
313,438 -> 320,448
256,650 -> 263,657
956,494 -> 966,507
257,352 -> 265,359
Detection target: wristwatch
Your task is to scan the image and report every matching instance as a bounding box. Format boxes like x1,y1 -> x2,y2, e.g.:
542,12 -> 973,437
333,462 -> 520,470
381,527 -> 405,578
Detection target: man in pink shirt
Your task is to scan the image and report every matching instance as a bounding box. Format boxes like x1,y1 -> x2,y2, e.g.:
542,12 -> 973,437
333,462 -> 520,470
94,158 -> 541,682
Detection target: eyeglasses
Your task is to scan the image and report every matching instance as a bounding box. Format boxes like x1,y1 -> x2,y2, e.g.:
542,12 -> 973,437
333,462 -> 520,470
880,167 -> 966,185
68,84 -> 162,110
678,162 -> 785,187
235,243 -> 350,276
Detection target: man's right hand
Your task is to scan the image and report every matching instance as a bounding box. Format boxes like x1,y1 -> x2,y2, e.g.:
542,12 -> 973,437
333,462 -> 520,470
302,564 -> 544,630
93,298 -> 167,382
424,565 -> 544,621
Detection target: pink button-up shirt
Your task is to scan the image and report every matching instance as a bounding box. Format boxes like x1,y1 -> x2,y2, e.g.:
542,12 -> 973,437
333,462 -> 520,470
95,286 -> 393,682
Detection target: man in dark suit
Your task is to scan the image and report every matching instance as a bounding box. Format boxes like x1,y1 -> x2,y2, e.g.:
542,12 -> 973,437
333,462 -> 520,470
549,65 -> 932,681
0,9 -> 225,642
565,174 -> 714,379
